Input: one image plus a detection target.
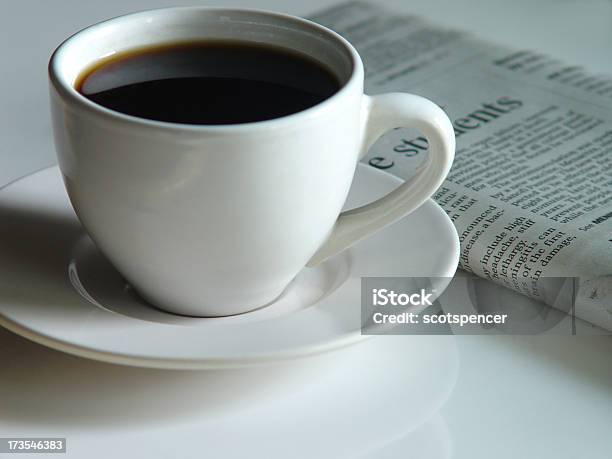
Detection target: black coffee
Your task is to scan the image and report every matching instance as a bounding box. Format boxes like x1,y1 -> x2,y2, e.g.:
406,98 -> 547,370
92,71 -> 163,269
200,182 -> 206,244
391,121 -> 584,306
76,41 -> 340,125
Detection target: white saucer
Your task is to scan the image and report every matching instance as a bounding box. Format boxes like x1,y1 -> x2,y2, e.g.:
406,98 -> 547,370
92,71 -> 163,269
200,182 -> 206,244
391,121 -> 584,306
0,164 -> 459,369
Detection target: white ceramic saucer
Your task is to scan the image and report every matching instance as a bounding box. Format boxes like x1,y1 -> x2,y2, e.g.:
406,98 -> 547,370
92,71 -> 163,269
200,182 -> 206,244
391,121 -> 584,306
0,164 -> 459,369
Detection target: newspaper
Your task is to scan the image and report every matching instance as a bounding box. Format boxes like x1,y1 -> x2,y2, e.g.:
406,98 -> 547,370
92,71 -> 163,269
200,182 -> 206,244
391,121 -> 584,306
310,1 -> 612,330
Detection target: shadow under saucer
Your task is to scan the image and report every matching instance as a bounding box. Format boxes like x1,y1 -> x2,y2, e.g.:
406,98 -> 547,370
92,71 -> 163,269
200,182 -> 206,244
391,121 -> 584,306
0,327 -> 458,459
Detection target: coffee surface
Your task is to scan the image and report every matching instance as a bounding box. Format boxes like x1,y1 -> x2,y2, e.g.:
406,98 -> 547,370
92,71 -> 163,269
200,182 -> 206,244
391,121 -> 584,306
76,41 -> 340,125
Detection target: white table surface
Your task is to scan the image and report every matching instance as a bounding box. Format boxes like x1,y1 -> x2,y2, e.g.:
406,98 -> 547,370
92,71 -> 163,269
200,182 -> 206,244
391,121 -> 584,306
2,1 -> 612,458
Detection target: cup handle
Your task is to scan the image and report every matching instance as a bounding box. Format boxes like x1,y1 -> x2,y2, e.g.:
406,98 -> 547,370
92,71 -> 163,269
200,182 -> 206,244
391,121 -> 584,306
307,93 -> 455,267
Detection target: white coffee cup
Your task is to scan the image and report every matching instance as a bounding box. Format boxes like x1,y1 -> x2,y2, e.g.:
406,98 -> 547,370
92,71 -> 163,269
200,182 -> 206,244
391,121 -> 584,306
49,7 -> 455,317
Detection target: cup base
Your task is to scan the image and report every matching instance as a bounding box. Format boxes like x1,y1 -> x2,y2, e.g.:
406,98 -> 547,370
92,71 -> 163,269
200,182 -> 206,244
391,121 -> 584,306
132,283 -> 291,318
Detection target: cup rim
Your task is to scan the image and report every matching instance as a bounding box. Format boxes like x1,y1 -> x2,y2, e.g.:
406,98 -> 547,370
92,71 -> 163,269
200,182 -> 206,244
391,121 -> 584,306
48,6 -> 363,133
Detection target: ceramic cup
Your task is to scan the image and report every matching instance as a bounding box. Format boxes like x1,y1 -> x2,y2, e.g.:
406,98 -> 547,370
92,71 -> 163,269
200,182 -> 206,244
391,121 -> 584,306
49,7 -> 455,317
